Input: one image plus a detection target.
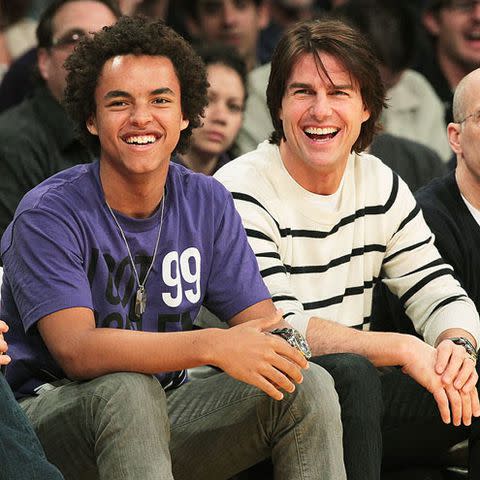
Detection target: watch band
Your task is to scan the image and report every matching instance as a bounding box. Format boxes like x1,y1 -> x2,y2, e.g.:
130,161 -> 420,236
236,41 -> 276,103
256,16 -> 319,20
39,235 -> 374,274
448,337 -> 478,362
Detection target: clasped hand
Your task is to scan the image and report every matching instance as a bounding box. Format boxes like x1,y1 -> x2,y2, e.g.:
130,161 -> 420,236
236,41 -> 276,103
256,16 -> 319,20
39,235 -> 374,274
215,311 -> 309,401
402,337 -> 479,426
0,320 -> 11,366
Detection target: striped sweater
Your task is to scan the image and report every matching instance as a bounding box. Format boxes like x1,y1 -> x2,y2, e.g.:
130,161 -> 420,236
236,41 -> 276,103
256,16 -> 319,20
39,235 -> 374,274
215,141 -> 480,346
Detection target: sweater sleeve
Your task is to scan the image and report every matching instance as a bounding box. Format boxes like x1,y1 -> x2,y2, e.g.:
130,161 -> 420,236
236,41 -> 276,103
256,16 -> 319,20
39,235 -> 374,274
381,177 -> 480,346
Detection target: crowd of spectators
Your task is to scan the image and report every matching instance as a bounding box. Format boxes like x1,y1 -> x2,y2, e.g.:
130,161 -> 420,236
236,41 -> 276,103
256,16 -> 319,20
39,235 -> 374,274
2,1 -> 480,479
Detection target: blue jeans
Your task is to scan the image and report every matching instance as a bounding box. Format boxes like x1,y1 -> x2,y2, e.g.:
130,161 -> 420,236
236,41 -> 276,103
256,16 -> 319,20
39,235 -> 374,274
0,373 -> 63,479
20,366 -> 346,480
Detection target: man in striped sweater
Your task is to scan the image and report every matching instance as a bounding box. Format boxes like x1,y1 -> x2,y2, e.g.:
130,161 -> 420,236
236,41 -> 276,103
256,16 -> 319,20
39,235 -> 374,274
215,17 -> 480,479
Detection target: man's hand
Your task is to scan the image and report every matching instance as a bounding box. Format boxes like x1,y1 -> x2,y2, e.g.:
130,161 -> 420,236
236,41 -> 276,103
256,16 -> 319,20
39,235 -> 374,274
212,311 -> 309,401
401,337 -> 480,425
435,339 -> 478,392
0,320 -> 11,366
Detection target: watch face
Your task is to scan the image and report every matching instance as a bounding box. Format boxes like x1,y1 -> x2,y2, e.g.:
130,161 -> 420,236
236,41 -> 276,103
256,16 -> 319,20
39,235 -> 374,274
271,328 -> 312,359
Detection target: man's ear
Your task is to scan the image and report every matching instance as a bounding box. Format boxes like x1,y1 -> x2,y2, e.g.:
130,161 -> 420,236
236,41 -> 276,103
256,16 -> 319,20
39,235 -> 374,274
180,117 -> 189,131
37,48 -> 51,82
86,115 -> 98,136
447,122 -> 461,155
258,1 -> 271,30
423,11 -> 440,36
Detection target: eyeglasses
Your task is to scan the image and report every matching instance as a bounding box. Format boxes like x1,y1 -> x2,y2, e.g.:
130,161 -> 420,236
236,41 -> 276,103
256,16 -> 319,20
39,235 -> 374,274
457,109 -> 480,125
447,0 -> 480,12
50,29 -> 87,49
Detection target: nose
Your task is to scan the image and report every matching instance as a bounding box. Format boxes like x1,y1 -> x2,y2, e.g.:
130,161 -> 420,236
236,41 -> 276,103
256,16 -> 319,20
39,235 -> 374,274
473,2 -> 480,19
209,102 -> 228,125
130,103 -> 152,127
222,1 -> 238,26
309,93 -> 332,119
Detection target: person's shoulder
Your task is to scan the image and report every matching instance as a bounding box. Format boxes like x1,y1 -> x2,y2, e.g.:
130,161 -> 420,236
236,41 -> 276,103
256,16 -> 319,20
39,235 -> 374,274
0,96 -> 37,139
215,141 -> 279,189
415,171 -> 456,211
16,163 -> 96,214
168,161 -> 232,203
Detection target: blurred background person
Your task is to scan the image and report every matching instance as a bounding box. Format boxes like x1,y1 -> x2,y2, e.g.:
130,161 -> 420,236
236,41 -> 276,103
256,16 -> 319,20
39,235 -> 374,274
334,0 -> 451,162
176,44 -> 247,175
0,0 -> 120,239
185,0 -> 270,72
418,0 -> 480,125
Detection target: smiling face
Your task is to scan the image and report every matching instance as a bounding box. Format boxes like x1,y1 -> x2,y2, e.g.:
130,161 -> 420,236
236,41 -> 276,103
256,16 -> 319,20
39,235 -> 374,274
425,3 -> 480,75
278,52 -> 370,194
189,63 -> 245,159
87,54 -> 189,178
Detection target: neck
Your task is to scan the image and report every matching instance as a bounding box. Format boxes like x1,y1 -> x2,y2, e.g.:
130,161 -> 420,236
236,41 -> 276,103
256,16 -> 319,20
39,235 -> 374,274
181,149 -> 220,176
456,159 -> 480,210
100,161 -> 168,218
279,142 -> 348,195
437,46 -> 471,91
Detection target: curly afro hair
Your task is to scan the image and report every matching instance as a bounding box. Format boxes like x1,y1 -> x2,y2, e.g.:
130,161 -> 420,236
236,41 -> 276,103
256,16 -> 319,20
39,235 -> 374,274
63,15 -> 209,155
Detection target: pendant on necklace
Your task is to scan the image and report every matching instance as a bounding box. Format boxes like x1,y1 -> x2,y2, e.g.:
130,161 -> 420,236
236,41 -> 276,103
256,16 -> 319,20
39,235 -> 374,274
135,286 -> 147,318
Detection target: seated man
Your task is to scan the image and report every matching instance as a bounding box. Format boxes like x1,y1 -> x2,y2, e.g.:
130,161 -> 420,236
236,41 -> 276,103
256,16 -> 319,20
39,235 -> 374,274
0,16 -> 345,480
215,18 -> 480,480
0,321 -> 63,480
372,65 -> 480,476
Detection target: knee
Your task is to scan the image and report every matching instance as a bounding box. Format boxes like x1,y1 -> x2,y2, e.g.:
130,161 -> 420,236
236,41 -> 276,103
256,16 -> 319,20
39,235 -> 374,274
313,353 -> 381,391
295,363 -> 341,420
90,372 -> 167,421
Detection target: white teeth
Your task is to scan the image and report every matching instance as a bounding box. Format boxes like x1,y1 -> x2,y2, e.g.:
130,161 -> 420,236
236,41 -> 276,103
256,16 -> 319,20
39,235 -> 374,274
125,135 -> 156,145
304,127 -> 338,135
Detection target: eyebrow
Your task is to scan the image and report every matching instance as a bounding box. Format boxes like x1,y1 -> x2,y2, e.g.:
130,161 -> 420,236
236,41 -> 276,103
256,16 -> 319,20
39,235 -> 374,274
103,87 -> 175,100
287,82 -> 354,91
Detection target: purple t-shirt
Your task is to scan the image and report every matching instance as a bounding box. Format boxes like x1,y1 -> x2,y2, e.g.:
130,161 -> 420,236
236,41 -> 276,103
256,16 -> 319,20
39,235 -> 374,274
1,161 -> 269,398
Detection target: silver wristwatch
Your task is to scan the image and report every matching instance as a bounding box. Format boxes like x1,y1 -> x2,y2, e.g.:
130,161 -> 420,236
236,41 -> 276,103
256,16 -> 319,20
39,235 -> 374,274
449,337 -> 478,362
271,328 -> 312,359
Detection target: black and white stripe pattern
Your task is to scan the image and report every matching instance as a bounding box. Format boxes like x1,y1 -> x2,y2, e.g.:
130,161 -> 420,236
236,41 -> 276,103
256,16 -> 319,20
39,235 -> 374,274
215,142 -> 479,344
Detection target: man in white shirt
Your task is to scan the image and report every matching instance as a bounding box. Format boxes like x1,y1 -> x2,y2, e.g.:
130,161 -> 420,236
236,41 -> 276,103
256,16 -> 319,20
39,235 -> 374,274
216,18 -> 480,479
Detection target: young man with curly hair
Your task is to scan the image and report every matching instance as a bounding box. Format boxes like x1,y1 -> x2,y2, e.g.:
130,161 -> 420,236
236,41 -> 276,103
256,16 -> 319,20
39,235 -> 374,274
0,16 -> 345,480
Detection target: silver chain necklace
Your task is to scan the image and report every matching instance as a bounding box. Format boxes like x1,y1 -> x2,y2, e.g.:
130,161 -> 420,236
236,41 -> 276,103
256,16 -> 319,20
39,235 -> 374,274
105,188 -> 165,319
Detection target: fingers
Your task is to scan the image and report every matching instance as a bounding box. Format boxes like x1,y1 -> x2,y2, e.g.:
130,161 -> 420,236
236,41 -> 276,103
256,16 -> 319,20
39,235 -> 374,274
439,344 -> 466,383
0,320 -> 8,335
446,386 -> 463,426
0,354 -> 10,366
433,387 -> 451,424
0,338 -> 10,366
453,358 -> 477,390
270,353 -> 304,385
462,369 -> 479,393
252,373 -> 285,401
461,389 -> 472,426
269,335 -> 309,369
470,389 -> 480,418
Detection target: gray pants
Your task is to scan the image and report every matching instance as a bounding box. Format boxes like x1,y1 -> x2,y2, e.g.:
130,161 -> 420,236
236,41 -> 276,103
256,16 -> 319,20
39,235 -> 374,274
20,366 -> 345,480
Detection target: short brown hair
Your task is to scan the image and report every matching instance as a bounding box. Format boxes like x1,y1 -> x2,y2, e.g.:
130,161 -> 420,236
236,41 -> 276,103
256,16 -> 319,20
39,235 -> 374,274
267,17 -> 386,153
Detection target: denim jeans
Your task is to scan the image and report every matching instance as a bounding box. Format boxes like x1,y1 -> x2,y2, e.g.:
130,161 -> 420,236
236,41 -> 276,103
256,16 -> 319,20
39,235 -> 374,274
312,354 -> 480,479
20,366 -> 346,480
311,353 -> 383,480
0,373 -> 63,480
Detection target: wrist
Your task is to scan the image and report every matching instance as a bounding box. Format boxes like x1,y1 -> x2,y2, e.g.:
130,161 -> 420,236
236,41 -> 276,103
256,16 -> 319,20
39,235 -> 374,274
396,334 -> 424,366
198,328 -> 225,367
